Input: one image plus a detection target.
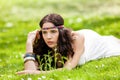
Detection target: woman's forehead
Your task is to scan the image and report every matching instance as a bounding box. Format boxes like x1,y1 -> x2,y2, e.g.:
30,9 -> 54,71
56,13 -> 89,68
42,22 -> 56,30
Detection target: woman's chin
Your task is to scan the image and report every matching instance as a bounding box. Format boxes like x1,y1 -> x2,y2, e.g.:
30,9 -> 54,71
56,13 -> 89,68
47,45 -> 55,48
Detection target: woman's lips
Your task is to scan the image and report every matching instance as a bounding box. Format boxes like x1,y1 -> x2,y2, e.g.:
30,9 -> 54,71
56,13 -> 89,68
47,41 -> 54,45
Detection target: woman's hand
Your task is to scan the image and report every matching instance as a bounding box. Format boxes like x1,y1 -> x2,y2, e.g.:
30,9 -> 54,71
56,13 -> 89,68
27,30 -> 40,44
26,30 -> 40,53
16,70 -> 40,75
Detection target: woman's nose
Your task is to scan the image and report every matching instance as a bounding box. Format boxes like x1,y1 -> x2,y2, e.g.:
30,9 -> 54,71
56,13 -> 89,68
46,33 -> 52,39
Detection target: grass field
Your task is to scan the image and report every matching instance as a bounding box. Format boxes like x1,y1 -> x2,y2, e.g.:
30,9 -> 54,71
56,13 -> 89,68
0,0 -> 120,80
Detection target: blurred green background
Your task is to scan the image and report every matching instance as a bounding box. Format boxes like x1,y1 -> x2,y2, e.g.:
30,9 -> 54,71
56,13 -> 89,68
0,0 -> 120,80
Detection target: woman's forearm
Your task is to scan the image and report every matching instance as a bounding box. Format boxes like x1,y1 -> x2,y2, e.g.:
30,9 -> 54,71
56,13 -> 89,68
26,40 -> 33,53
25,40 -> 38,70
24,60 -> 37,70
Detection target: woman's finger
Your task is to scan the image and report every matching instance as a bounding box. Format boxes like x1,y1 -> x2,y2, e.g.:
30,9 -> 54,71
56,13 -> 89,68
16,71 -> 26,75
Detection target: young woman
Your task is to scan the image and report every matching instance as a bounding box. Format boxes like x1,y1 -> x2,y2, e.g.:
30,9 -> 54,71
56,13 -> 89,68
17,13 -> 120,75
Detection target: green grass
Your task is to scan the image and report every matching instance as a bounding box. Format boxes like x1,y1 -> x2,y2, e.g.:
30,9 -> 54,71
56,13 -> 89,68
0,0 -> 120,80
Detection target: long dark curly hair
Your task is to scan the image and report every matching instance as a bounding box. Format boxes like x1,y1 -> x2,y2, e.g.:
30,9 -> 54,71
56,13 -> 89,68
33,13 -> 74,70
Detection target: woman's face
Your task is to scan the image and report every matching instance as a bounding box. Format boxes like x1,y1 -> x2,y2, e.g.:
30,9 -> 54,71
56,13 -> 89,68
42,22 -> 59,48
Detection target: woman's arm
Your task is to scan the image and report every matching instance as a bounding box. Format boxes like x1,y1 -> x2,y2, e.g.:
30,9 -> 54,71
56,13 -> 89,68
24,30 -> 40,70
17,30 -> 40,74
64,32 -> 84,70
17,67 -> 64,75
24,42 -> 37,70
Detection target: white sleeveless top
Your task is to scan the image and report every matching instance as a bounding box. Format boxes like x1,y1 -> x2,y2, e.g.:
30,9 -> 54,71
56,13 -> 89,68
78,29 -> 120,65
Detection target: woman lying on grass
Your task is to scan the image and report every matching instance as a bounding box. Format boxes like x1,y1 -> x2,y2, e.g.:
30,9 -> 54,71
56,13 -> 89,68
17,13 -> 120,75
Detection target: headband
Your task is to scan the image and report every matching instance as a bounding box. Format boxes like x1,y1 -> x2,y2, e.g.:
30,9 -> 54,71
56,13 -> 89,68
42,25 -> 64,30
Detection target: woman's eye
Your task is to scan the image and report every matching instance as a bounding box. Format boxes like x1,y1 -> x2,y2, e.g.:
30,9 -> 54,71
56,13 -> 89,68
51,30 -> 57,33
42,31 -> 47,34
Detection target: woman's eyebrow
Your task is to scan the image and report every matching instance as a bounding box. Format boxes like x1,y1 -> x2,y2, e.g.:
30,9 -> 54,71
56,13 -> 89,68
42,26 -> 56,30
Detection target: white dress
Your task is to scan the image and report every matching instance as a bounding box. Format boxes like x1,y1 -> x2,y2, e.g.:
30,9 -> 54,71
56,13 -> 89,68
78,29 -> 120,65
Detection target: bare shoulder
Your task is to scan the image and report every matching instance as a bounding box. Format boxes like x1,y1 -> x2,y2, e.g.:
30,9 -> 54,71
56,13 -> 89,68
71,31 -> 84,51
71,31 -> 84,41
